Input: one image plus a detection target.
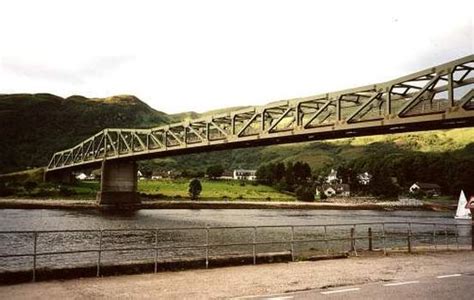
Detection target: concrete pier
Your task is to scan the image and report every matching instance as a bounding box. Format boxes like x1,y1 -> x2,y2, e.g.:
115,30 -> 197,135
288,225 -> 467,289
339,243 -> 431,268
43,169 -> 74,184
96,160 -> 140,208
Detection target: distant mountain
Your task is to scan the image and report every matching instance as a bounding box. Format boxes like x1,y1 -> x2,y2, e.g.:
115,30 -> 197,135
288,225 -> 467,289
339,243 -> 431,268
169,106 -> 251,122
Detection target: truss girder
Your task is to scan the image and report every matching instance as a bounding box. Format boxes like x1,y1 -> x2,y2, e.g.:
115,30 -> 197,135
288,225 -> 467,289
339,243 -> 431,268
47,55 -> 474,171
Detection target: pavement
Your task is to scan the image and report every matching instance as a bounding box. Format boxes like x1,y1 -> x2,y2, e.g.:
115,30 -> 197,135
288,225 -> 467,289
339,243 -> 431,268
0,251 -> 473,299
238,273 -> 474,299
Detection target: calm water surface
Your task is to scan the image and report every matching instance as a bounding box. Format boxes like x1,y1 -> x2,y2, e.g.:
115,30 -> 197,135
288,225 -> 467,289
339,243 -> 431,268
0,209 -> 471,272
0,208 -> 462,231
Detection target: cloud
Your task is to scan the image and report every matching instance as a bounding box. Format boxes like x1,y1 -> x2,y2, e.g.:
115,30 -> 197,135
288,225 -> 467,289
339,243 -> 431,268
0,55 -> 134,84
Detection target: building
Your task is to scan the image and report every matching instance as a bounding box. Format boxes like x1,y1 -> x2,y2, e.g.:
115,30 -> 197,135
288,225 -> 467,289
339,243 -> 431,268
357,172 -> 372,185
233,169 -> 257,181
75,173 -> 87,180
326,169 -> 340,184
218,171 -> 234,180
409,182 -> 441,197
318,183 -> 351,197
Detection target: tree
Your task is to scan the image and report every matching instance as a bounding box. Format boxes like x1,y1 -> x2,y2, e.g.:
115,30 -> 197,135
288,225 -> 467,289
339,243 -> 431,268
206,165 -> 224,180
274,162 -> 286,182
368,174 -> 399,198
188,178 -> 202,200
293,161 -> 311,182
285,162 -> 295,189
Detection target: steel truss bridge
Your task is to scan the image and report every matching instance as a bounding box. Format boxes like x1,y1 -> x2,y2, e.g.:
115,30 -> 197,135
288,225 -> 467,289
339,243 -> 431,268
47,55 -> 474,172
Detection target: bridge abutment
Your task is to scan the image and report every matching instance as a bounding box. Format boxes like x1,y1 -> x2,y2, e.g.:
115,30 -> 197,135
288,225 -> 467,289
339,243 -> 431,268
97,160 -> 140,208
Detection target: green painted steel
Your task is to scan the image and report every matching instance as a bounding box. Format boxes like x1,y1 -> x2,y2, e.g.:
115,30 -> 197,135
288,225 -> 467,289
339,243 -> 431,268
47,55 -> 474,172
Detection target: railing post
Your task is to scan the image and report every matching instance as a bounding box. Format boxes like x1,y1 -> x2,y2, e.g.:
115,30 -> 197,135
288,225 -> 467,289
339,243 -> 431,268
154,229 -> 158,273
290,226 -> 295,262
368,227 -> 373,251
252,227 -> 257,265
324,226 -> 329,255
471,221 -> 474,251
350,226 -> 357,256
382,223 -> 387,255
407,223 -> 412,253
350,227 -> 355,252
32,232 -> 37,282
97,230 -> 102,277
205,227 -> 209,269
445,226 -> 449,250
455,224 -> 459,250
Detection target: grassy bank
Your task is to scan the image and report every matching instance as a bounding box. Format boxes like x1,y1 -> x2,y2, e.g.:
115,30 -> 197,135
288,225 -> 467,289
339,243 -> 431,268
138,179 -> 295,201
1,178 -> 295,201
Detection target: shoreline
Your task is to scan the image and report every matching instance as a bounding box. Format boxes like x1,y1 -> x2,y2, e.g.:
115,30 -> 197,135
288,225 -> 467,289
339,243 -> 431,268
0,198 -> 454,211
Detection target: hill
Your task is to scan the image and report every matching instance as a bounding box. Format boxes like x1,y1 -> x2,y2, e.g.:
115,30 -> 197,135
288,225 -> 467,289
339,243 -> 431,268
0,93 -> 171,173
139,127 -> 474,173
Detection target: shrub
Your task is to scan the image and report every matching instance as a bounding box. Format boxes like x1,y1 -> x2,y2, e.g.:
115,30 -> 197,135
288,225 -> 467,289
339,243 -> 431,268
319,191 -> 328,201
24,181 -> 38,192
188,178 -> 202,200
295,185 -> 315,202
0,183 -> 14,197
59,186 -> 76,197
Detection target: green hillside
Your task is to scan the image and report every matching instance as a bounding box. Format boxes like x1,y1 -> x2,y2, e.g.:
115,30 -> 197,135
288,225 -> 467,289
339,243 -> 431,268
142,128 -> 474,178
0,93 -> 171,173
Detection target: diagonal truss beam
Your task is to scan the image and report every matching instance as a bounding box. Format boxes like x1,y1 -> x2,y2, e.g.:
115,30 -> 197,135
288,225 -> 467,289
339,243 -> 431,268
46,55 -> 474,171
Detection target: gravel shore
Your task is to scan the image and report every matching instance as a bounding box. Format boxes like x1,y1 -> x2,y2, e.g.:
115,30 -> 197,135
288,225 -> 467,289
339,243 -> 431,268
0,198 -> 452,211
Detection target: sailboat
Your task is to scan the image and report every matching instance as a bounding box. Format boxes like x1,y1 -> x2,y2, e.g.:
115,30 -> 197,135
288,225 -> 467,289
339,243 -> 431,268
455,190 -> 471,219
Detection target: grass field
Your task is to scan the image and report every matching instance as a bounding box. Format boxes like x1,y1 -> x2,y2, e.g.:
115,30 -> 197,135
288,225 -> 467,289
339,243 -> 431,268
138,179 -> 295,201
51,179 -> 295,201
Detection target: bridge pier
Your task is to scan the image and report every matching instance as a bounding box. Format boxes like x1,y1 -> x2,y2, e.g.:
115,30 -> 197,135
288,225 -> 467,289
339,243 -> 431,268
97,160 -> 141,208
44,170 -> 74,184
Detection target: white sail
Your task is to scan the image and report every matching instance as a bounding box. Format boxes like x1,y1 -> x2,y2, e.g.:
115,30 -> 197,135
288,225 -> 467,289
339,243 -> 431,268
455,190 -> 471,219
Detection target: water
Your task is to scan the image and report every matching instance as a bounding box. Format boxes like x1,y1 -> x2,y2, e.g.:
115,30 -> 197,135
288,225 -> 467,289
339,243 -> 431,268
0,209 -> 461,231
0,209 -> 471,272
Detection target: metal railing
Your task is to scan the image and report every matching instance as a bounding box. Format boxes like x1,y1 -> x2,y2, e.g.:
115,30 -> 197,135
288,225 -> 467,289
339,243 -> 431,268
0,221 -> 472,282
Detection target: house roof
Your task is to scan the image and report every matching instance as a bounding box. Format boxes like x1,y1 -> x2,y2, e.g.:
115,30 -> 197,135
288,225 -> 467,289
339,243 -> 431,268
414,182 -> 441,189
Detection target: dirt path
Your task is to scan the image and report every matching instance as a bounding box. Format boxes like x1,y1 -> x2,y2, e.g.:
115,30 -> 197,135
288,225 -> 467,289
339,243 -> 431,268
1,251 -> 473,299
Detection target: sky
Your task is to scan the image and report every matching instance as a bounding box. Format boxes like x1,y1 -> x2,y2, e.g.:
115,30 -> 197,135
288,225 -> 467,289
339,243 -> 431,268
0,0 -> 472,114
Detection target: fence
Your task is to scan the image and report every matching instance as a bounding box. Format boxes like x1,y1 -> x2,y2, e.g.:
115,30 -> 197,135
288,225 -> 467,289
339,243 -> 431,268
0,221 -> 472,282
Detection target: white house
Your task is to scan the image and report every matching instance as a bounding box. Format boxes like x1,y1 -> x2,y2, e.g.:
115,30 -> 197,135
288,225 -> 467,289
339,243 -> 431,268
357,172 -> 372,185
318,183 -> 351,197
409,182 -> 441,197
326,169 -> 340,184
233,169 -> 257,181
75,173 -> 87,180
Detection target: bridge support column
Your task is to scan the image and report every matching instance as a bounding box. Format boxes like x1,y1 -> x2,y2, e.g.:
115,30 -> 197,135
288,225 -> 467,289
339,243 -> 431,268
44,170 -> 74,184
97,160 -> 140,208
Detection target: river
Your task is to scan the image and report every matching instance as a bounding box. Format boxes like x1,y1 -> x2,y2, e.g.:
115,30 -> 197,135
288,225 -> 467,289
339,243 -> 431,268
0,208 -> 463,231
0,209 -> 471,272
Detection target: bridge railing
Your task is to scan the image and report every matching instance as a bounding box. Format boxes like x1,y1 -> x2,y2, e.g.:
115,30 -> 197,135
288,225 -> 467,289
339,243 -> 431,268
0,221 -> 472,282
46,55 -> 473,171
